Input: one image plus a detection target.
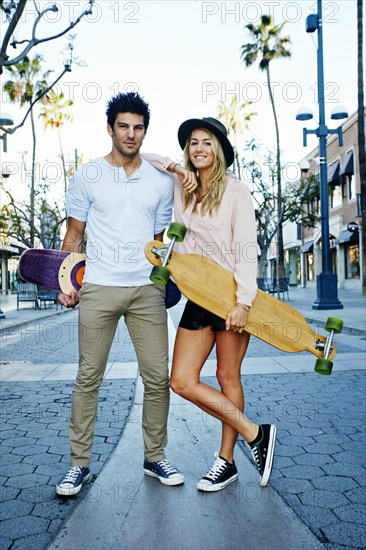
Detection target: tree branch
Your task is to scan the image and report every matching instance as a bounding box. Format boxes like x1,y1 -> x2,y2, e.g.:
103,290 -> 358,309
0,0 -> 27,72
0,63 -> 71,134
1,0 -> 94,71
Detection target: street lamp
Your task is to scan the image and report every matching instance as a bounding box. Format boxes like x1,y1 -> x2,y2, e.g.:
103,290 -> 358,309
0,112 -> 15,320
296,0 -> 347,310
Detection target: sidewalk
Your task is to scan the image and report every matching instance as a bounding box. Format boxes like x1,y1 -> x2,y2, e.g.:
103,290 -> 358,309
1,286 -> 365,550
2,284 -> 365,335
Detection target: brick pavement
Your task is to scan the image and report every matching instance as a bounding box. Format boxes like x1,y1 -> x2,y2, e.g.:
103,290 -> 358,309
1,292 -> 365,549
1,311 -> 137,550
236,369 -> 366,549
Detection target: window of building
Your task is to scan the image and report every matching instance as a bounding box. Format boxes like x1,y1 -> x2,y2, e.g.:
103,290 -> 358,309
330,185 -> 342,208
345,244 -> 360,279
348,175 -> 355,200
307,253 -> 314,281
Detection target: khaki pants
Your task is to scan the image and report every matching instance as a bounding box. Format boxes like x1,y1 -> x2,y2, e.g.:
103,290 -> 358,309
69,283 -> 169,467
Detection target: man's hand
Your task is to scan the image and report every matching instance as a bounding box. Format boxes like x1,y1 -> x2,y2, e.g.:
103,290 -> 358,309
58,289 -> 79,308
174,164 -> 197,193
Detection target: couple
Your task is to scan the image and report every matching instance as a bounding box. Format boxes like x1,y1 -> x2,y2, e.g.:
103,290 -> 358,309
56,91 -> 277,497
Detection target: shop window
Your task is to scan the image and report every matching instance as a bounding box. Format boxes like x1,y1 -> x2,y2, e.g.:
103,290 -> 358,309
345,244 -> 360,279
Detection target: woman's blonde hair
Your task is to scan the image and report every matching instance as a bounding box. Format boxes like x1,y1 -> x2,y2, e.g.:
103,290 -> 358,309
182,129 -> 228,217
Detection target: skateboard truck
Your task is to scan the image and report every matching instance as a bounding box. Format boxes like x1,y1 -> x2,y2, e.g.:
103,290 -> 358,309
149,223 -> 187,285
314,317 -> 343,375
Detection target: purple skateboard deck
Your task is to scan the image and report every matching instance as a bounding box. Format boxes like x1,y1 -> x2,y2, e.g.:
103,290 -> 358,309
19,249 -> 86,294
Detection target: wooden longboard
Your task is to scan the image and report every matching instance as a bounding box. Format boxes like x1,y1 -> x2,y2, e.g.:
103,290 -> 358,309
18,249 -> 86,295
145,240 -> 336,360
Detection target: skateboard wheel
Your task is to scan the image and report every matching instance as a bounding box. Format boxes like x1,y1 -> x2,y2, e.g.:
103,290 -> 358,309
167,222 -> 187,242
325,317 -> 343,334
150,265 -> 171,285
314,358 -> 333,376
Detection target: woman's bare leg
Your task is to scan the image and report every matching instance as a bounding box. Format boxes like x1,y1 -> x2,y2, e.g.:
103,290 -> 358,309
171,328 -> 258,443
215,330 -> 250,462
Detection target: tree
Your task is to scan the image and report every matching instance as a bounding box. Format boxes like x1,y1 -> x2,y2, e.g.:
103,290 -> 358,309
241,140 -> 318,278
357,0 -> 366,294
0,0 -> 94,71
39,89 -> 74,196
3,54 -> 53,246
217,96 -> 256,179
241,15 -> 291,277
0,184 -> 65,250
0,0 -> 94,133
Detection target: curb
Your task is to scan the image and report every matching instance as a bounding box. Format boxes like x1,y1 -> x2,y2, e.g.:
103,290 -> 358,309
304,316 -> 366,337
0,307 -> 73,335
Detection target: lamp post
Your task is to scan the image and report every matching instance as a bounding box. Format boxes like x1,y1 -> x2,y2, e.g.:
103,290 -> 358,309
0,112 -> 15,319
296,0 -> 346,310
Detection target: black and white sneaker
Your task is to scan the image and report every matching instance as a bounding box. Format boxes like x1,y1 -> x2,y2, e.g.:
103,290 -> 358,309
197,452 -> 238,492
56,465 -> 91,496
143,459 -> 184,486
249,424 -> 277,487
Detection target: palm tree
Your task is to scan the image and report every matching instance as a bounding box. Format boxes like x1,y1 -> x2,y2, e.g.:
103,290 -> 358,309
217,95 -> 256,179
3,54 -> 51,246
241,15 -> 291,277
357,0 -> 366,294
39,89 -> 74,196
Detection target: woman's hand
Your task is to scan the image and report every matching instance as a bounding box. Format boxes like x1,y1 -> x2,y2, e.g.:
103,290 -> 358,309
58,289 -> 79,308
171,163 -> 197,193
225,305 -> 249,332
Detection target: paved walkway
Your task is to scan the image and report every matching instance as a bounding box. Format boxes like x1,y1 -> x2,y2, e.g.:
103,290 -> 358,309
1,286 -> 365,549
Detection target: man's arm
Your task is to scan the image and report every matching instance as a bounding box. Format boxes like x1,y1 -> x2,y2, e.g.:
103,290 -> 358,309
62,217 -> 86,253
59,217 -> 86,307
154,230 -> 165,242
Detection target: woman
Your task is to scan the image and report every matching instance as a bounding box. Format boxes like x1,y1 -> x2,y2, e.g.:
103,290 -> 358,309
145,117 -> 276,491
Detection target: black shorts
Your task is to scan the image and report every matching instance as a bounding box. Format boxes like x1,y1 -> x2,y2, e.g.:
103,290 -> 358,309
179,300 -> 226,332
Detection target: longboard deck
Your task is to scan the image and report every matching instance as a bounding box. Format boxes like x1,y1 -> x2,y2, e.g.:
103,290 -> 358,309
19,249 -> 86,295
145,240 -> 335,360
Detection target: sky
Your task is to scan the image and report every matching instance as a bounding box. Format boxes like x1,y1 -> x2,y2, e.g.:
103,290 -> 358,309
0,0 -> 361,201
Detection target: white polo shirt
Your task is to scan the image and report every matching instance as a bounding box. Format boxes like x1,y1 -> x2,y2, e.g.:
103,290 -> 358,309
66,157 -> 173,286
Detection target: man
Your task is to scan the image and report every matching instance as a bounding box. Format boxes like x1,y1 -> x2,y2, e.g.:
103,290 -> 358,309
56,92 -> 189,496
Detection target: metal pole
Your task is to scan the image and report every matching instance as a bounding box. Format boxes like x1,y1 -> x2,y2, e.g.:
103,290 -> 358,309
312,0 -> 343,309
317,0 -> 331,274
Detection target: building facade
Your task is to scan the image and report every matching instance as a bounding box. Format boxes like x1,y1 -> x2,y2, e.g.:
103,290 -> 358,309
293,109 -> 363,289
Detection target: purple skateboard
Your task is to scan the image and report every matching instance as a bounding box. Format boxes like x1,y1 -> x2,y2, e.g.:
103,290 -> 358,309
18,249 -> 86,294
19,248 -> 181,307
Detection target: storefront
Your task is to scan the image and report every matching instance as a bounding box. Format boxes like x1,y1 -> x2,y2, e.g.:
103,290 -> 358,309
0,243 -> 23,294
301,241 -> 314,285
335,225 -> 360,281
284,247 -> 301,286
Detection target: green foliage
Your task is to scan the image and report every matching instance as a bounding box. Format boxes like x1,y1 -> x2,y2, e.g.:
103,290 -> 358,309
241,16 -> 291,71
1,183 -> 66,249
3,55 -> 52,106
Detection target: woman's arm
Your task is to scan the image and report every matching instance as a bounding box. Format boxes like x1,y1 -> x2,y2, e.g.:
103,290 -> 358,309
142,152 -> 197,193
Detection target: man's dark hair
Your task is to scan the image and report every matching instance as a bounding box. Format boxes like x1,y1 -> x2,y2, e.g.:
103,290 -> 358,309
106,92 -> 151,130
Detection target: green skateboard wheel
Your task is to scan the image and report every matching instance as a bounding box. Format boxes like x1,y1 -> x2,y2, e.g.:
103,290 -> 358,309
167,222 -> 187,242
314,357 -> 333,376
325,317 -> 343,334
149,265 -> 171,285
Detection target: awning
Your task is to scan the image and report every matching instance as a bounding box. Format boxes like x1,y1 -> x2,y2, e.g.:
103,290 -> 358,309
340,151 -> 354,176
327,160 -> 340,185
335,229 -> 359,245
301,241 -> 314,253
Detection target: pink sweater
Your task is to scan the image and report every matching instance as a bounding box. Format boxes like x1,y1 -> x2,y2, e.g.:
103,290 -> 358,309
143,153 -> 258,306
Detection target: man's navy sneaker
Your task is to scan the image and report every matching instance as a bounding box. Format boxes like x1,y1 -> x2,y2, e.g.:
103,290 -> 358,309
249,424 -> 277,486
143,459 -> 184,486
197,452 -> 238,492
56,465 -> 91,496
